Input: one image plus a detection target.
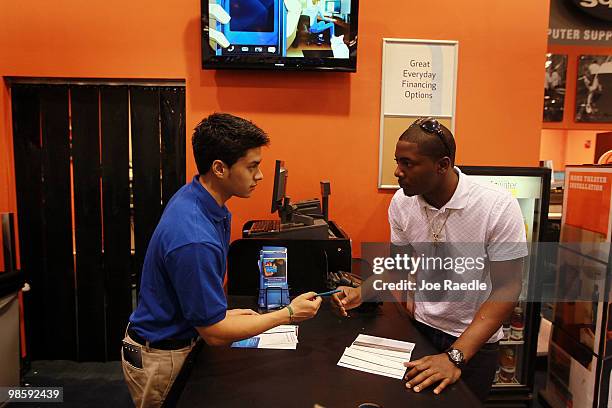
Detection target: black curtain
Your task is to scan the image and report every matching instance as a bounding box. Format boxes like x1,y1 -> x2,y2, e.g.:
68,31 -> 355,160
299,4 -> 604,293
11,83 -> 186,361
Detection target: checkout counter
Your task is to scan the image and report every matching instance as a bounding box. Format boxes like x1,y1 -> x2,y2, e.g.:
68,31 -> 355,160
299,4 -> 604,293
168,214 -> 481,407
173,298 -> 482,408
165,213 -> 481,406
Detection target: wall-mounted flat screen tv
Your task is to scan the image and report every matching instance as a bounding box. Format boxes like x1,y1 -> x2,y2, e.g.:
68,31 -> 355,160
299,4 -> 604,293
201,0 -> 358,72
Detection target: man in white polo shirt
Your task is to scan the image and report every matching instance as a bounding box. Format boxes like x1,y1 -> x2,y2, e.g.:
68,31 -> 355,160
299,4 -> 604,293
332,117 -> 527,402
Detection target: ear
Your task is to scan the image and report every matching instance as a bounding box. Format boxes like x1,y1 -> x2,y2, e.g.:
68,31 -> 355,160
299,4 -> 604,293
211,159 -> 228,179
437,157 -> 452,174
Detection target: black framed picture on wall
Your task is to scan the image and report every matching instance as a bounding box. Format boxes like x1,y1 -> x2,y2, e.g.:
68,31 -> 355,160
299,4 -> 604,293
576,55 -> 612,123
544,53 -> 567,122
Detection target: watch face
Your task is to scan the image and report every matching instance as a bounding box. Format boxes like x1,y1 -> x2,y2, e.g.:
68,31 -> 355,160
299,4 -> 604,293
448,349 -> 463,363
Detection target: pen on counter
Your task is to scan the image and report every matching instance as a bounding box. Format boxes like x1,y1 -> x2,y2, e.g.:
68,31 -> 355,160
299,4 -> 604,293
313,289 -> 342,298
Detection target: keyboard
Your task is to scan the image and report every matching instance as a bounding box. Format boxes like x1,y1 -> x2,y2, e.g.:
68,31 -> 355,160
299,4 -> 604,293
250,220 -> 281,234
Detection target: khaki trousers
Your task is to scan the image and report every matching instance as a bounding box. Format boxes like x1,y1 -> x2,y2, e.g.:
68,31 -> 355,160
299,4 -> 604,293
121,332 -> 196,408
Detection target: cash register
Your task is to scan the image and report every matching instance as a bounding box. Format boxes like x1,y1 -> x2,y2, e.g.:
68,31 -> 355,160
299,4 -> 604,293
243,160 -> 334,240
232,160 -> 352,295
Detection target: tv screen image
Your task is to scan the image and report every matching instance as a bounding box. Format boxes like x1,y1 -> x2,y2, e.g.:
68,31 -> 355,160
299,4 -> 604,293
202,0 -> 358,71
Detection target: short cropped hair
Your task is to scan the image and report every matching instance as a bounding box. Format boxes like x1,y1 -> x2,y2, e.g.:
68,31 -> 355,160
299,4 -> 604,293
192,113 -> 270,175
399,118 -> 456,165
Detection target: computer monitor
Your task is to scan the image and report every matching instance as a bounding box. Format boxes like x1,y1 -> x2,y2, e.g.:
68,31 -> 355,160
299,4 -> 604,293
247,159 -> 329,239
271,160 -> 288,213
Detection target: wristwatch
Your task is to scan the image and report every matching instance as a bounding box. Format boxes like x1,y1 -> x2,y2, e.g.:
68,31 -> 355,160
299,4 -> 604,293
445,347 -> 465,369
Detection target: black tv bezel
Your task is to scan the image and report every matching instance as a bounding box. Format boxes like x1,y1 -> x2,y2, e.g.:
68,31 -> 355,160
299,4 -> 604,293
201,0 -> 359,72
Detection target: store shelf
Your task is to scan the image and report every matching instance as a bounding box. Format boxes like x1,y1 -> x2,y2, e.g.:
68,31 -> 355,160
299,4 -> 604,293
493,375 -> 522,387
500,340 -> 525,346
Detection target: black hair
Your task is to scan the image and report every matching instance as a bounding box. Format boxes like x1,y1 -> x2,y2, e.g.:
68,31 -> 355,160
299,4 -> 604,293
399,118 -> 456,165
192,113 -> 270,175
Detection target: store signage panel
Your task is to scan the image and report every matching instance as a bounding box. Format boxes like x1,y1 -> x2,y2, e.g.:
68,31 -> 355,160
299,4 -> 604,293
549,0 -> 612,46
378,39 -> 458,188
565,171 -> 612,236
381,40 -> 456,117
571,0 -> 612,22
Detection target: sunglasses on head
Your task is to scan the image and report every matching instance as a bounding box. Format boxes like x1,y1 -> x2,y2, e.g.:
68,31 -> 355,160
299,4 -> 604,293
416,117 -> 451,158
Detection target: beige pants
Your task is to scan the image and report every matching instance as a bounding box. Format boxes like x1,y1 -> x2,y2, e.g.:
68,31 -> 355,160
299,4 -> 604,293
121,332 -> 196,408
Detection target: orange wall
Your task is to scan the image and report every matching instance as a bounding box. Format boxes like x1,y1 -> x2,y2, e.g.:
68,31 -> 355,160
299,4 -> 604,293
565,130 -> 597,166
539,129 -> 601,169
0,81 -> 11,271
540,129 -> 567,168
0,82 -> 13,216
0,1 -> 549,253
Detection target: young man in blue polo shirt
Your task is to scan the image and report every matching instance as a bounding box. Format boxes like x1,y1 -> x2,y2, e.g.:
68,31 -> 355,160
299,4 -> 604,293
122,113 -> 322,408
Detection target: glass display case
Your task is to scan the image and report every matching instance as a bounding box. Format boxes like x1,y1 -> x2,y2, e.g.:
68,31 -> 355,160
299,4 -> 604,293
461,166 -> 551,407
541,164 -> 612,408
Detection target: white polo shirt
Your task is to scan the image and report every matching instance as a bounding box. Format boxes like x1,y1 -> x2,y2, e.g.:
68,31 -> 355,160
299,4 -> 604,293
388,167 -> 528,342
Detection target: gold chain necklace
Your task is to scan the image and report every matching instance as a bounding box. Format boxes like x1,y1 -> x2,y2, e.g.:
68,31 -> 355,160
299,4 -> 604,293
425,208 -> 452,244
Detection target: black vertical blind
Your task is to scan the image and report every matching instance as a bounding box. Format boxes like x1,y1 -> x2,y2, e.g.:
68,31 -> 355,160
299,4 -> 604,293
12,85 -> 46,360
101,86 -> 131,361
11,82 -> 186,361
130,87 -> 162,291
39,86 -> 77,360
161,87 -> 186,208
71,86 -> 105,361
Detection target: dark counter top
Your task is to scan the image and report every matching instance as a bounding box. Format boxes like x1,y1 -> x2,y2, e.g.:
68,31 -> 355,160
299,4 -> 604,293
175,298 -> 481,408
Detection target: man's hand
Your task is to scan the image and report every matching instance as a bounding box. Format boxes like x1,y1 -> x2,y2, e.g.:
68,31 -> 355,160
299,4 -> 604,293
287,292 -> 322,322
330,286 -> 362,317
404,353 -> 461,395
226,309 -> 259,317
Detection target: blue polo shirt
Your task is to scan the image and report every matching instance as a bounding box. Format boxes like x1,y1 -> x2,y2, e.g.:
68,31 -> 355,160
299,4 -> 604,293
129,176 -> 231,342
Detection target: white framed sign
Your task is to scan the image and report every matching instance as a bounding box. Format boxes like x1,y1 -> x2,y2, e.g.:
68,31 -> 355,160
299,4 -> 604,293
378,38 -> 459,188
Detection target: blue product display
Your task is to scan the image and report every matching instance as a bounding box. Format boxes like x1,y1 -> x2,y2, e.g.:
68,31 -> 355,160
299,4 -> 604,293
258,246 -> 290,309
